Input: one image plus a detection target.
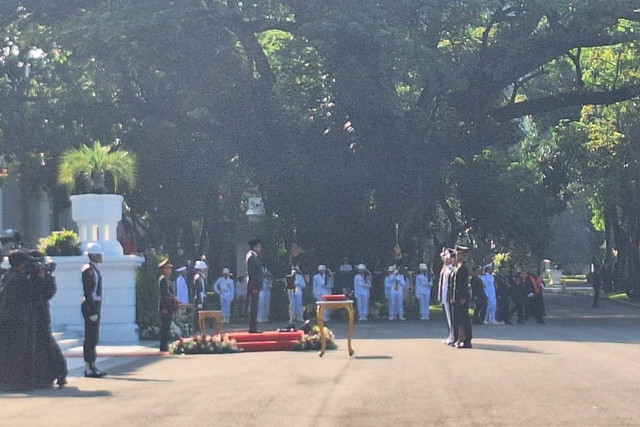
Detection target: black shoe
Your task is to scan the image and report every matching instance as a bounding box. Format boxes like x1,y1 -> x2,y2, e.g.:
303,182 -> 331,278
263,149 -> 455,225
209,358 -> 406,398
248,330 -> 262,334
84,369 -> 107,378
57,377 -> 67,389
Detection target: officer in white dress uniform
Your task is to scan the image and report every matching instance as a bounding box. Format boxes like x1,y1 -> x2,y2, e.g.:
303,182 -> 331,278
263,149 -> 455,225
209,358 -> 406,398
415,263 -> 433,320
313,265 -> 333,321
482,264 -> 497,324
353,264 -> 372,321
287,266 -> 306,323
438,249 -> 455,345
175,266 -> 190,304
214,268 -> 235,323
385,266 -> 407,320
258,267 -> 273,323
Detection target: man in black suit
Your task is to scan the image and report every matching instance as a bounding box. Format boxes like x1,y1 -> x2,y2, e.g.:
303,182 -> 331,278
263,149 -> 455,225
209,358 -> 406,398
451,245 -> 472,349
246,238 -> 263,333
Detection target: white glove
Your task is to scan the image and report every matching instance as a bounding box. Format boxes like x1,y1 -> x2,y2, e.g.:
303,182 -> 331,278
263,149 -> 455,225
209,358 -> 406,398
197,304 -> 203,310
89,314 -> 98,322
527,293 -> 534,298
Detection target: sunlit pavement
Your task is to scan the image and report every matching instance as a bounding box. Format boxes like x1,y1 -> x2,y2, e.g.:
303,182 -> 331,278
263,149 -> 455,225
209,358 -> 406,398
2,291 -> 639,426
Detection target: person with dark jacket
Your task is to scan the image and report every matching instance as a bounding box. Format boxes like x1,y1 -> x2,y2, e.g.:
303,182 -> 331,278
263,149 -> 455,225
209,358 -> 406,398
451,246 -> 472,349
246,239 -> 263,333
0,250 -> 36,392
30,251 -> 67,388
470,266 -> 487,325
81,243 -> 107,378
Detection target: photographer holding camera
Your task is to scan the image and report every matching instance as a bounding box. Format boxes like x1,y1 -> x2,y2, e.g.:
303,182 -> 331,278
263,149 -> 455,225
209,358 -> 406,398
28,250 -> 67,388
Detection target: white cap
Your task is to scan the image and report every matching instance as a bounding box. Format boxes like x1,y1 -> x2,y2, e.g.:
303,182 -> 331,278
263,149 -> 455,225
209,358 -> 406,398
318,265 -> 326,271
388,265 -> 396,273
222,268 -> 230,274
0,256 -> 10,269
85,242 -> 103,255
194,260 -> 207,270
419,263 -> 428,270
357,264 -> 366,270
176,266 -> 187,273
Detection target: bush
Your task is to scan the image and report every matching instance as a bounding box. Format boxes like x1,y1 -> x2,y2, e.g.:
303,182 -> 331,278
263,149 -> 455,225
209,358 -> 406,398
37,230 -> 82,256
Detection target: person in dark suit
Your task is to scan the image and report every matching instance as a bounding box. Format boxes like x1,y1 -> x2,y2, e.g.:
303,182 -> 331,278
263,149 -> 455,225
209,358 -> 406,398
451,245 -> 472,349
81,243 -> 107,378
246,238 -> 263,333
158,259 -> 177,351
0,250 -> 36,392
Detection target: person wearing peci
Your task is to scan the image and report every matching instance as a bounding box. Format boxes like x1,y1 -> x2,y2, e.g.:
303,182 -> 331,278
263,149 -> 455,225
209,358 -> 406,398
158,259 -> 178,352
470,265 -> 486,325
415,263 -> 433,320
81,243 -> 107,378
246,238 -> 263,333
214,268 -> 235,324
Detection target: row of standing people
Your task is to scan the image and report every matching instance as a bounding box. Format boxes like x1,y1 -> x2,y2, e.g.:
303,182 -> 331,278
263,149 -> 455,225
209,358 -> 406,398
470,263 -> 546,326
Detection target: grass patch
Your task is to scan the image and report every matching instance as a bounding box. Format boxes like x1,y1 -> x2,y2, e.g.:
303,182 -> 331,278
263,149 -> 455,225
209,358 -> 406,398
562,278 -> 588,286
609,293 -> 630,301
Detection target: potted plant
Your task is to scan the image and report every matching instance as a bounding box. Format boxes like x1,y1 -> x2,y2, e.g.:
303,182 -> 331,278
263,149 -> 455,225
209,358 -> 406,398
58,140 -> 137,195
37,230 -> 82,256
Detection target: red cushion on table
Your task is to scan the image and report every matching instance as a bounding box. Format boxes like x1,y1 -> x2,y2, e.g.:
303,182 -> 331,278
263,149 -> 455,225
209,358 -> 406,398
228,330 -> 304,343
237,340 -> 300,352
323,294 -> 346,301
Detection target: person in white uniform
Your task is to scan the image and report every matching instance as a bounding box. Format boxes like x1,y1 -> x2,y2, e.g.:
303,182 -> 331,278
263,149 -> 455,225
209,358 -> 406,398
353,264 -> 372,321
415,263 -> 433,320
313,265 -> 333,321
385,266 -> 407,320
438,249 -> 455,344
287,266 -> 306,323
482,264 -> 498,324
175,266 -> 190,304
214,268 -> 235,323
258,267 -> 273,323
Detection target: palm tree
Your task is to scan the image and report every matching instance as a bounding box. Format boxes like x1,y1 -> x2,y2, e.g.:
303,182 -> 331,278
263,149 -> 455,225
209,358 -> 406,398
58,141 -> 137,194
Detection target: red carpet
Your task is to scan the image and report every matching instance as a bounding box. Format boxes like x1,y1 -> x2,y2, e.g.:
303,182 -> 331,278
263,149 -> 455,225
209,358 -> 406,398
228,330 -> 303,352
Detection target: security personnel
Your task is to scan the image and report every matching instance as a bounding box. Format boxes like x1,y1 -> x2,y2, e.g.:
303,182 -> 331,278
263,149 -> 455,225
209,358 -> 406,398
158,259 -> 177,351
214,268 -> 235,324
81,243 -> 107,377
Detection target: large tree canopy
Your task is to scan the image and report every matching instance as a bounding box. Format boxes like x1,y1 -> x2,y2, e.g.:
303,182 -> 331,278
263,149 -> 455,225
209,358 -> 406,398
1,1 -> 639,282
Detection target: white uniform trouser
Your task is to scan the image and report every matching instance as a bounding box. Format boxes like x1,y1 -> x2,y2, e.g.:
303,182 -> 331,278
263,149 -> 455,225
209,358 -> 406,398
443,301 -> 454,342
258,290 -> 271,321
485,297 -> 497,323
417,289 -> 431,319
389,288 -> 404,318
220,295 -> 232,319
355,290 -> 370,320
287,289 -> 304,321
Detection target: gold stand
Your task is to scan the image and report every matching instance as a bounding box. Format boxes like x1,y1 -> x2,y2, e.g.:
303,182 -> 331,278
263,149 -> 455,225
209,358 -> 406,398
315,300 -> 355,357
198,310 -> 223,335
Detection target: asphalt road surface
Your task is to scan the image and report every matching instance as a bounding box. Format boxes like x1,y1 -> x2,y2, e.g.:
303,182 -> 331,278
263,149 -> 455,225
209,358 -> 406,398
2,291 -> 639,426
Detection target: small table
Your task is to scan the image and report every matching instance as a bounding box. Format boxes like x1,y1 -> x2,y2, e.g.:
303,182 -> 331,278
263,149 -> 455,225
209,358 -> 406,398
315,300 -> 355,357
198,310 -> 223,335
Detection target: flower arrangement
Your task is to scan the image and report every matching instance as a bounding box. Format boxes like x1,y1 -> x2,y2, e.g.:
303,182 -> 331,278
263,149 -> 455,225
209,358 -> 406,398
169,333 -> 242,355
292,325 -> 337,351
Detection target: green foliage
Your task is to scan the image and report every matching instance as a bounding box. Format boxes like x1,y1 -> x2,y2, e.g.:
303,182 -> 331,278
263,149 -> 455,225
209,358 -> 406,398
37,229 -> 81,256
58,141 -> 137,194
